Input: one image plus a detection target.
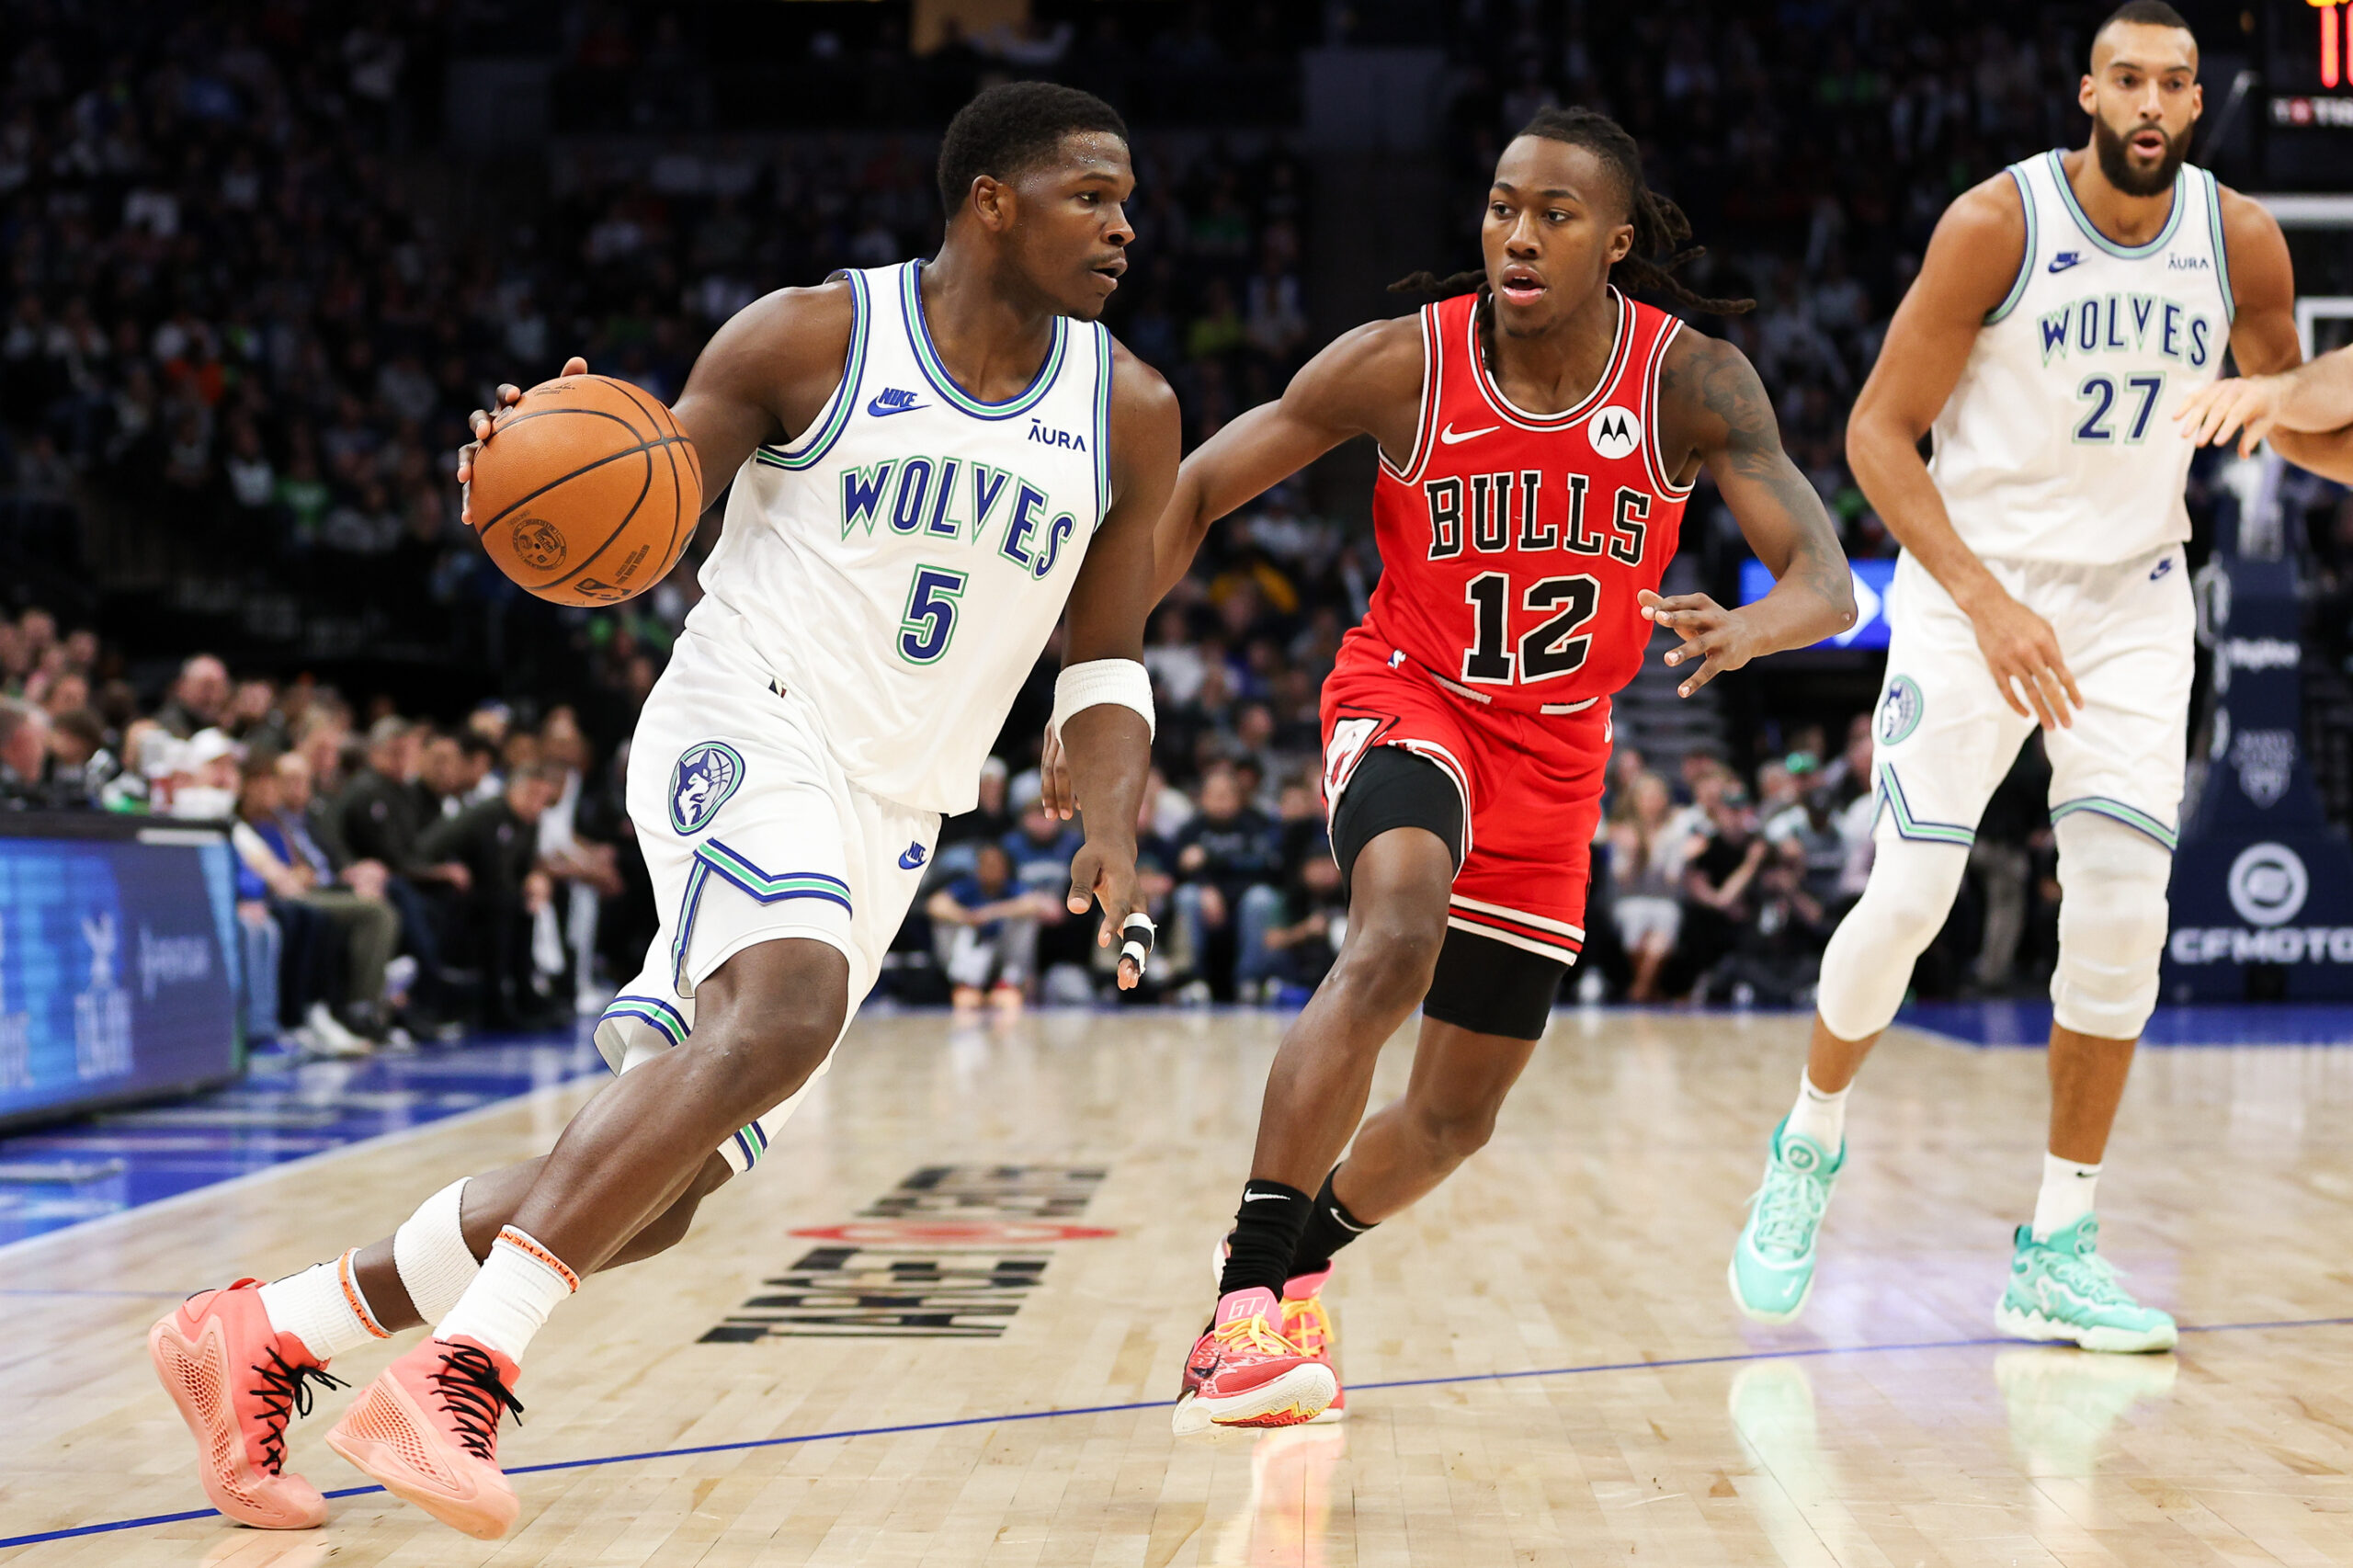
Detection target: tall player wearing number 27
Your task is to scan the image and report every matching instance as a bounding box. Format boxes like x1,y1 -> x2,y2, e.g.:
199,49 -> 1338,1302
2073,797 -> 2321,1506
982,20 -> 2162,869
1729,1 -> 2314,1352
1141,107 -> 1854,1430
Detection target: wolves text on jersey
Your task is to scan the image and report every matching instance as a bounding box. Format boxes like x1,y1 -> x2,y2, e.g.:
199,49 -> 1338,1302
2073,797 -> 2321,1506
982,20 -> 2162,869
2035,292 -> 2214,370
839,455 -> 1079,581
1423,472 -> 1652,568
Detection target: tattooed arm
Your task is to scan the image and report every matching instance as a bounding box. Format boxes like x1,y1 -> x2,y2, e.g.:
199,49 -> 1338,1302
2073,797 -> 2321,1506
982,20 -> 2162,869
1647,330 -> 1856,697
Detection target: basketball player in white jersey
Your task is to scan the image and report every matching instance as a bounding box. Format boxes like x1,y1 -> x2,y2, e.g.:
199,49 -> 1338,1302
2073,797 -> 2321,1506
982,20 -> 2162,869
145,84 -> 1178,1540
1727,1 -> 2310,1350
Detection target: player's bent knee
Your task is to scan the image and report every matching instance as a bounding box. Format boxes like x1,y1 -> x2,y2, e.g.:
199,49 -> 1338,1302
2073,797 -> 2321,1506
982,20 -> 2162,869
2051,812 -> 2172,1039
1405,1096 -> 1502,1162
1814,832 -> 1971,1040
1335,910 -> 1448,1016
676,997 -> 841,1119
686,939 -> 852,1114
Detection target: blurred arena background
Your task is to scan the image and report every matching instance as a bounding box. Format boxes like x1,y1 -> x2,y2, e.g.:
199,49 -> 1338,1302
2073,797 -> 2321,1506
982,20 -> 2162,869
0,0 -> 2347,1131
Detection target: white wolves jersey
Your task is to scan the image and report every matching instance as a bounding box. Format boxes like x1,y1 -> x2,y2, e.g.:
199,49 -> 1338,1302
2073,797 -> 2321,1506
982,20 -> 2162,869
1927,149 -> 2233,565
686,260 -> 1113,813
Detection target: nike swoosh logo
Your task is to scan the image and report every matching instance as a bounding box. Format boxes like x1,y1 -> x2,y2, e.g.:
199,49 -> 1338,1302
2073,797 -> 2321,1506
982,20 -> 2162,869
2047,254 -> 2084,274
1438,423 -> 1498,444
867,394 -> 925,416
1242,1192 -> 1286,1203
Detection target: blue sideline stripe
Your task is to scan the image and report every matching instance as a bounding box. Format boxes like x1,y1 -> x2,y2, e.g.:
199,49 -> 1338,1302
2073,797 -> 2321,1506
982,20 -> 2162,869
9,1313 -> 2349,1550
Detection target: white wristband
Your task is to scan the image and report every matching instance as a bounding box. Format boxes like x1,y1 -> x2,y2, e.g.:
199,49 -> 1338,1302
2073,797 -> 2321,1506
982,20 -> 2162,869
1051,658 -> 1154,744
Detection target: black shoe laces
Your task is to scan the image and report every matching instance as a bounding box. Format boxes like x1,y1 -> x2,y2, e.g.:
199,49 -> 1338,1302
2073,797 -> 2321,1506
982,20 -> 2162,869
428,1342 -> 525,1460
244,1350 -> 348,1476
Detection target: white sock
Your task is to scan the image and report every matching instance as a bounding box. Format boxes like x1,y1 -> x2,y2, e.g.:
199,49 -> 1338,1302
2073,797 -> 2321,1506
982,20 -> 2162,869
2031,1153 -> 2100,1241
1784,1072 -> 1848,1153
257,1249 -> 390,1362
393,1178 -> 482,1324
436,1226 -> 577,1364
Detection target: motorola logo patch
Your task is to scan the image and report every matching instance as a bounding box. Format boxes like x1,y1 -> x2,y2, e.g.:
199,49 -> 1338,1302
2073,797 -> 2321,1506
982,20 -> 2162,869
1588,406 -> 1642,460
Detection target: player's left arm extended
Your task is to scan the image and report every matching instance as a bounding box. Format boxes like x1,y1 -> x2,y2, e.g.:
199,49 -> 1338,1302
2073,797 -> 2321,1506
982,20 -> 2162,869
1654,335 -> 1857,697
1055,343 -> 1182,986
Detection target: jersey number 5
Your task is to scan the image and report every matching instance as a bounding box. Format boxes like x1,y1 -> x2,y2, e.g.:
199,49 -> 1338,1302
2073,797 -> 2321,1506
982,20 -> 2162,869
898,565 -> 967,665
1462,572 -> 1601,685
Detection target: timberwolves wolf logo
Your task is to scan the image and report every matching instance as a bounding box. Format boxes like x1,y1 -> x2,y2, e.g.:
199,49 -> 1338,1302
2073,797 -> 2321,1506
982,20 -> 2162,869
1878,676 -> 1924,746
669,742 -> 745,835
1588,406 -> 1642,460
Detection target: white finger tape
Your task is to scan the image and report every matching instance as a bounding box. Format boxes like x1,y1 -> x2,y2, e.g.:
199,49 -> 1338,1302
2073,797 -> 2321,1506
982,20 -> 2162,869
1120,913 -> 1157,976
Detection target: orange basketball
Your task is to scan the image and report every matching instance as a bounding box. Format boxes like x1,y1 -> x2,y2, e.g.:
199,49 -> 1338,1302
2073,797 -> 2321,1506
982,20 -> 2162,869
469,374 -> 702,607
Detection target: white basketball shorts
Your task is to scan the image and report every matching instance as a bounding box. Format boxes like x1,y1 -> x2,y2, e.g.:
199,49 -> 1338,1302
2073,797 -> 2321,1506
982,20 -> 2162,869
1868,544 -> 2192,853
592,630 -> 939,1172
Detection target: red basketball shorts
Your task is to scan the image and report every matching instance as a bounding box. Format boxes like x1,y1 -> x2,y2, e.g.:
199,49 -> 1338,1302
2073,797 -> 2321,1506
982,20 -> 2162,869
1318,632 -> 1609,965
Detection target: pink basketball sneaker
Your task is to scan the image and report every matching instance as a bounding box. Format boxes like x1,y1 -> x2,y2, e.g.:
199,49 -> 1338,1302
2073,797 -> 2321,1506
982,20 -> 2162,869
148,1278 -> 346,1529
325,1335 -> 525,1540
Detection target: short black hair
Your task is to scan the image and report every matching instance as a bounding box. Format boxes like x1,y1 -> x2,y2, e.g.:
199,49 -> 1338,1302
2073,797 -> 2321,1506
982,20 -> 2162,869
936,81 -> 1128,216
2097,1 -> 2193,40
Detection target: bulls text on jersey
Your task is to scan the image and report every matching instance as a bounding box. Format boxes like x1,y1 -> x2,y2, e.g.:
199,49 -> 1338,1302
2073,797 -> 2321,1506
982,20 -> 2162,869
1422,472 -> 1651,568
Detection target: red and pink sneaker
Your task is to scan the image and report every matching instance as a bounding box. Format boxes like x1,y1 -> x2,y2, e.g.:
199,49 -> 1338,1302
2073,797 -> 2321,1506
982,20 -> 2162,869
148,1279 -> 347,1529
1278,1265 -> 1347,1425
325,1335 -> 525,1540
1171,1287 -> 1337,1435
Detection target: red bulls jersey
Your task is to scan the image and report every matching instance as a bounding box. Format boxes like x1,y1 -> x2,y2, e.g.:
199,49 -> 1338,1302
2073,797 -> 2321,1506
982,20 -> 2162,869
1365,287 -> 1692,715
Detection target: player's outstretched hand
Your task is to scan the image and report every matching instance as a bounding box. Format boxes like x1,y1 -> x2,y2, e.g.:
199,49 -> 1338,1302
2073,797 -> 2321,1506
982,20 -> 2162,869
1067,838 -> 1151,990
458,355 -> 589,528
1963,588 -> 2080,730
1039,723 -> 1076,820
2175,373 -> 2283,458
1640,589 -> 1758,699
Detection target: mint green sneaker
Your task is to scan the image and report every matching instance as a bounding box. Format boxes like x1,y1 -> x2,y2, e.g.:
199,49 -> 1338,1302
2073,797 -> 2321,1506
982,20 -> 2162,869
1994,1215 -> 2177,1353
1728,1119 -> 1843,1324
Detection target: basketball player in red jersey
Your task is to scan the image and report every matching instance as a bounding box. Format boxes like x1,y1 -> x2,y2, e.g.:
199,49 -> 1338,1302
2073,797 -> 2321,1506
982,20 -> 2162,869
1144,107 -> 1856,1429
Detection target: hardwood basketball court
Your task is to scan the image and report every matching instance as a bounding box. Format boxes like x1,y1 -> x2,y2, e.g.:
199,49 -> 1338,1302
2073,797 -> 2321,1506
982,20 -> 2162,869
5,1008 -> 2350,1565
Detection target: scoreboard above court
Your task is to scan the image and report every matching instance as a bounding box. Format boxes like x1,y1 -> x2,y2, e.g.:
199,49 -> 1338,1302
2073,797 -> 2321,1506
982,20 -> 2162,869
2270,0 -> 2353,130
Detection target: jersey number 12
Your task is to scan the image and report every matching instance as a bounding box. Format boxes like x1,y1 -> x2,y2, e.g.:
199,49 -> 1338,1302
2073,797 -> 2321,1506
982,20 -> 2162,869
1462,572 -> 1601,685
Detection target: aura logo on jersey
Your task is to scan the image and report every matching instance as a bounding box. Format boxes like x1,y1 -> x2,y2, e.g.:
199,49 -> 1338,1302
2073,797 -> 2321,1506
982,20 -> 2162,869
2035,294 -> 2213,369
669,742 -> 745,835
1877,676 -> 1924,745
1588,407 -> 1642,460
837,457 -> 1077,581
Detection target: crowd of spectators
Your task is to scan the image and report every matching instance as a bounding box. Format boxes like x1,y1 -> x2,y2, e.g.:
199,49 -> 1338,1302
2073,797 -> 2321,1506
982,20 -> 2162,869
1,613 -> 649,1054
0,591 -> 2071,1030
0,3 -> 1318,714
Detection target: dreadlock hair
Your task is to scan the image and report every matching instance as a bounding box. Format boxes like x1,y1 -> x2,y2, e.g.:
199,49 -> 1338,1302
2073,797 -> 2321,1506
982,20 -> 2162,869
1391,105 -> 1754,318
